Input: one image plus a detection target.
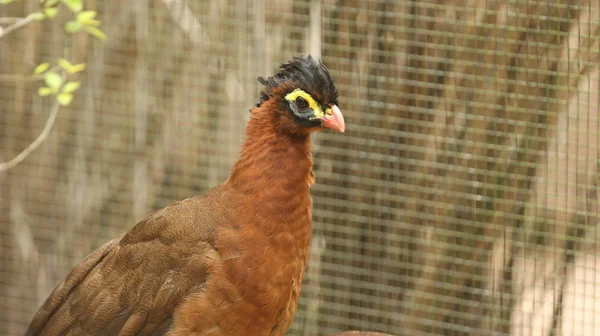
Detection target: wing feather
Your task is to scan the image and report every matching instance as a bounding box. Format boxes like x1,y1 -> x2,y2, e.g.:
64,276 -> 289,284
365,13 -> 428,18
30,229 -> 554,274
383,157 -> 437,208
25,191 -> 224,336
25,237 -> 121,336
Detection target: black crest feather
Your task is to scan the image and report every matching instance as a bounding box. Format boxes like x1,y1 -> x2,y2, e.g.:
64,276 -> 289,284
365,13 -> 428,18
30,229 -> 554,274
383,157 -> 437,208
256,55 -> 338,108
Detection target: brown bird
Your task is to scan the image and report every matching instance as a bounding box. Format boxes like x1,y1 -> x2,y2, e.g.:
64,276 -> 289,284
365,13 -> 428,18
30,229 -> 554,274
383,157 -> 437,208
25,55 -> 344,336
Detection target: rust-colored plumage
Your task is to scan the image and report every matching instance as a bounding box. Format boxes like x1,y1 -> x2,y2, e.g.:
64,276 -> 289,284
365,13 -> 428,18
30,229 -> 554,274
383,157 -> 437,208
25,55 -> 344,336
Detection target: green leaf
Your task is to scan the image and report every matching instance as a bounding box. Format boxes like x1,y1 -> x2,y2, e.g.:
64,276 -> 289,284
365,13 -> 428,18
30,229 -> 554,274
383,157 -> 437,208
76,11 -> 97,23
57,93 -> 73,106
68,63 -> 86,74
62,81 -> 80,93
58,58 -> 73,71
64,20 -> 81,33
83,19 -> 102,27
0,0 -> 15,4
84,26 -> 106,40
44,72 -> 62,90
38,87 -> 55,97
43,7 -> 58,19
62,0 -> 82,13
34,63 -> 50,74
28,12 -> 47,21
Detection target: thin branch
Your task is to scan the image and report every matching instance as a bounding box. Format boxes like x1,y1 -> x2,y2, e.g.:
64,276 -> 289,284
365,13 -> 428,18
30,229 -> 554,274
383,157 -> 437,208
0,15 -> 34,39
0,100 -> 60,172
0,17 -> 23,24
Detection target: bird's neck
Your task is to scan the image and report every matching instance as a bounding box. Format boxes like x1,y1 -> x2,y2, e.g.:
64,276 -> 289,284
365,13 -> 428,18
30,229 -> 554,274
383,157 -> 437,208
228,115 -> 313,198
227,113 -> 313,234
224,113 -> 314,314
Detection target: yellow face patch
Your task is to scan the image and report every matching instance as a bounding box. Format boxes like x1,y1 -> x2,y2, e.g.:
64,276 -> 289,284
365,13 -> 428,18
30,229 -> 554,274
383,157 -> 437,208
285,89 -> 331,119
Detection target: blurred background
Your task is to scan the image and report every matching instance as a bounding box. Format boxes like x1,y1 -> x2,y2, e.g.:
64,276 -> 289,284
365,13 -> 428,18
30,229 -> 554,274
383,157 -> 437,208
1,1 -> 599,335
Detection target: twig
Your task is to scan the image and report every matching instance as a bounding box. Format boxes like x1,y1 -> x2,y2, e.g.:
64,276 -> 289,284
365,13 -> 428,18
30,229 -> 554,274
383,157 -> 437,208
0,100 -> 60,172
0,15 -> 34,39
0,17 -> 22,24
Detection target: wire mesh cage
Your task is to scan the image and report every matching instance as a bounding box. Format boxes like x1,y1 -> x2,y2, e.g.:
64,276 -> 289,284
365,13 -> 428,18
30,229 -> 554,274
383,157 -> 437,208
1,1 -> 599,335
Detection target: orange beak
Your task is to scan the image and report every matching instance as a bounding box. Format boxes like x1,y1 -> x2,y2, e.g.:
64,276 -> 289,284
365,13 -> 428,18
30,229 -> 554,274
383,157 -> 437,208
321,105 -> 345,133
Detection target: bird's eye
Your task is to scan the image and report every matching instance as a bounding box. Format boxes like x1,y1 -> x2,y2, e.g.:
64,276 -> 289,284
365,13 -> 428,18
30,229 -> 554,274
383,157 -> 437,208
295,96 -> 309,109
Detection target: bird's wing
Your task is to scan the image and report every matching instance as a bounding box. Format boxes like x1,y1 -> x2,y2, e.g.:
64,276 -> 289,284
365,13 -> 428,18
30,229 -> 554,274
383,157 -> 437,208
25,195 -> 222,336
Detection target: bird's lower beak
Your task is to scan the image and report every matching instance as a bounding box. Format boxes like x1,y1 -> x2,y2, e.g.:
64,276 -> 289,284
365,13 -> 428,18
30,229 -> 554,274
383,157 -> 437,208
321,105 -> 345,133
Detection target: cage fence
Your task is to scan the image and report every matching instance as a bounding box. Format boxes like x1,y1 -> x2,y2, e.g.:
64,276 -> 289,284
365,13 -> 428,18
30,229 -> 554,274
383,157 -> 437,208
1,0 -> 600,335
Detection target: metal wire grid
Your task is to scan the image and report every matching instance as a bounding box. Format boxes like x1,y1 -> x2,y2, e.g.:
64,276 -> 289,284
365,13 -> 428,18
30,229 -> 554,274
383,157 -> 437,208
1,1 -> 599,335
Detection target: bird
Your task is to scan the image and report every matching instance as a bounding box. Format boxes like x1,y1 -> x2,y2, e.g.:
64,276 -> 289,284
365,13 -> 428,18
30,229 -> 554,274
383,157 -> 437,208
25,55 -> 344,336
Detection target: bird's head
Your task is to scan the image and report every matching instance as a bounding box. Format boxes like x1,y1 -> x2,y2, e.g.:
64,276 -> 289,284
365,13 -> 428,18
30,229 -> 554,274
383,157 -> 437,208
255,55 -> 345,135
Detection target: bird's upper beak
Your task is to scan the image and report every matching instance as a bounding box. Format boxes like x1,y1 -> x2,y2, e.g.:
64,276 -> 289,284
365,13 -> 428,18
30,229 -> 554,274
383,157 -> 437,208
320,105 -> 345,133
